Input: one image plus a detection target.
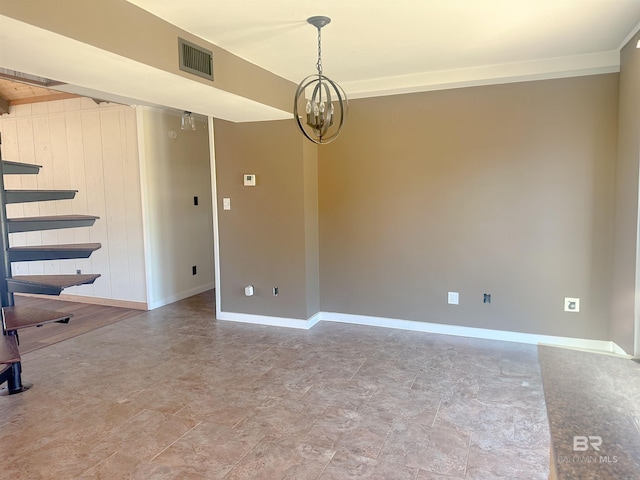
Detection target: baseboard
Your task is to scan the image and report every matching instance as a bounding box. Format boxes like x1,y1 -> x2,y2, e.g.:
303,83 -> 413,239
610,342 -> 628,355
319,311 -> 627,354
41,283 -> 618,353
147,283 -> 215,310
217,310 -> 320,330
15,292 -> 148,310
216,308 -> 626,354
18,284 -> 217,311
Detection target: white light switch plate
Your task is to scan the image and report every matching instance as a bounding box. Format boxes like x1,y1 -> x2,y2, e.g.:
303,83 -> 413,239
223,198 -> 231,210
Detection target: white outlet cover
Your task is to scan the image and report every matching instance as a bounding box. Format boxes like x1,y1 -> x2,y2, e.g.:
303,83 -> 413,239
244,174 -> 256,186
564,297 -> 580,312
223,197 -> 231,210
448,291 -> 459,305
244,285 -> 254,296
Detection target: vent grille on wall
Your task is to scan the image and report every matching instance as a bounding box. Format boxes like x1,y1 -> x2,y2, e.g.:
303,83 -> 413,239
178,38 -> 213,81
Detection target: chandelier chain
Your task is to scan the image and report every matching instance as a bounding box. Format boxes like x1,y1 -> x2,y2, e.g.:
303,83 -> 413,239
316,27 -> 323,75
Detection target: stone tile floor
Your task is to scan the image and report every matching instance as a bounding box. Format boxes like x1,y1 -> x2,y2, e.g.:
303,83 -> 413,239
0,292 -> 549,479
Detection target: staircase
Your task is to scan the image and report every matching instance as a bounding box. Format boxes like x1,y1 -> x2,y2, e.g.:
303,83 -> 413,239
0,133 -> 101,394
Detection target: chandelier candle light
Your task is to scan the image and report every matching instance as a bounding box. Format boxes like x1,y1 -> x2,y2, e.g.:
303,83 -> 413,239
294,16 -> 347,144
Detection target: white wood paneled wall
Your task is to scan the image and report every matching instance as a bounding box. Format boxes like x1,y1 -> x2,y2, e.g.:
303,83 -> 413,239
0,98 -> 147,304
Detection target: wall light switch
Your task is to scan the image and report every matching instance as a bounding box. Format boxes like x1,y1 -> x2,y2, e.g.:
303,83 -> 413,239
244,174 -> 256,186
448,291 -> 459,305
564,297 -> 580,312
223,197 -> 231,210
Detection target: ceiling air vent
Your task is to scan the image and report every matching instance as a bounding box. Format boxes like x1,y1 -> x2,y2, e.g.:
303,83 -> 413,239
178,38 -> 213,81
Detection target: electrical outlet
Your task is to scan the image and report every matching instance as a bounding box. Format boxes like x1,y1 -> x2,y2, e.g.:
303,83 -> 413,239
273,287 -> 279,296
244,174 -> 256,186
483,293 -> 491,304
192,265 -> 197,275
447,291 -> 459,305
76,269 -> 81,275
564,297 -> 580,312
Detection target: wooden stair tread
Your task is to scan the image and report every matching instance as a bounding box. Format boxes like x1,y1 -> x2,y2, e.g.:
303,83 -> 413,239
10,274 -> 101,288
7,215 -> 99,233
7,274 -> 101,295
1,160 -> 41,175
2,306 -> 72,331
9,243 -> 101,252
8,215 -> 99,222
8,243 -> 101,262
0,335 -> 20,365
5,189 -> 77,204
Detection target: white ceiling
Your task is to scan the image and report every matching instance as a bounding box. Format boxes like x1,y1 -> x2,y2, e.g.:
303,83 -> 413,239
1,1 -> 639,121
127,0 -> 640,98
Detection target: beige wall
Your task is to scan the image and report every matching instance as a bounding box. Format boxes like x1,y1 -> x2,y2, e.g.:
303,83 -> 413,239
319,74 -> 619,340
611,34 -> 640,354
139,108 -> 214,308
303,140 -> 320,318
214,118 -> 318,320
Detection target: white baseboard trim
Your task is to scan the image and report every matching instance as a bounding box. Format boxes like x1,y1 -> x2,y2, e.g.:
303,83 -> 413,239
216,309 -> 627,355
16,292 -> 148,310
217,310 -> 320,330
609,342 -> 629,356
320,311 -> 627,354
308,312 -> 321,328
147,283 -> 215,310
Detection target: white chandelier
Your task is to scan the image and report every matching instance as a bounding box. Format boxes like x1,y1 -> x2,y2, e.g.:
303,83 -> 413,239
294,16 -> 347,145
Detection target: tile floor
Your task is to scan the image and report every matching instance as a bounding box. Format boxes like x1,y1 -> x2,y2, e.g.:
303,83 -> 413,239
0,291 -> 550,479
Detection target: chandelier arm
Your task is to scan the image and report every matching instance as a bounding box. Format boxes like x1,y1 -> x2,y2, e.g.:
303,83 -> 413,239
328,77 -> 348,125
294,78 -> 321,142
317,81 -> 333,137
322,77 -> 348,136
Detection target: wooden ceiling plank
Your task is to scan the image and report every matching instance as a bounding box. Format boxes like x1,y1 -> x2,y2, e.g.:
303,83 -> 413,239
9,93 -> 79,106
0,79 -> 79,108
